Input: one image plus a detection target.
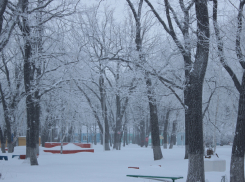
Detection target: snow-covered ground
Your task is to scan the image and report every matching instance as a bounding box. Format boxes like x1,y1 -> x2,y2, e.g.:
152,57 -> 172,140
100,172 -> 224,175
0,144 -> 231,182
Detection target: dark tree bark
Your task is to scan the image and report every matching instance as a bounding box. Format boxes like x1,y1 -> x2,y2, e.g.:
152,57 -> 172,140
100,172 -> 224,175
0,0 -> 21,154
86,125 -> 88,143
0,127 -> 6,153
163,110 -> 170,149
0,52 -> 23,153
94,124 -> 97,145
140,120 -> 145,147
34,99 -> 40,154
19,0 -> 38,165
0,83 -> 14,153
33,0 -> 43,154
114,87 -> 121,150
132,127 -> 135,144
123,112 -> 128,147
144,0 -> 209,178
186,1 -> 209,181
144,0 -> 194,160
110,134 -> 113,147
169,120 -> 177,149
99,72 -> 110,150
126,0 -> 163,160
212,1 -> 245,181
100,133 -> 103,145
127,127 -> 129,145
230,72 -> 245,182
147,92 -> 163,160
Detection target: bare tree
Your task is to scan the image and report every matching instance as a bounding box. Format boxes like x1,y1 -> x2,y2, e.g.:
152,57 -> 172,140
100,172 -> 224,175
126,0 -> 163,160
144,0 -> 209,180
212,0 -> 245,181
144,0 -> 195,159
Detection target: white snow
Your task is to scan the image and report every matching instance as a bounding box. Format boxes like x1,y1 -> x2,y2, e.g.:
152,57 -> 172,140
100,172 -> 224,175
0,144 -> 232,182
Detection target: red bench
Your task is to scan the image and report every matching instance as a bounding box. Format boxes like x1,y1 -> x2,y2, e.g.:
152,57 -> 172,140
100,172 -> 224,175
44,143 -> 68,148
43,149 -> 94,154
73,143 -> 92,148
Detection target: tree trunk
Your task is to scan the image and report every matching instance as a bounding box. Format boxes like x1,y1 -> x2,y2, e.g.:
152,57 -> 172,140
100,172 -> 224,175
132,127 -> 135,144
110,134 -> 113,147
94,125 -> 97,145
1,143 -> 5,153
123,131 -> 126,147
86,125 -> 88,143
26,129 -> 30,158
79,129 -> 82,143
169,120 -> 177,149
100,133 -> 103,145
163,110 -> 170,149
34,98 -> 40,155
230,72 -> 245,182
28,99 -> 38,165
99,69 -> 110,151
126,0 -> 162,160
104,114 -> 110,150
19,0 -> 38,165
184,88 -> 190,159
186,80 -> 205,182
147,78 -> 163,160
186,1 -> 209,181
0,83 -> 13,153
140,120 -> 145,147
0,127 -> 6,153
126,127 -> 129,145
212,0 -> 245,181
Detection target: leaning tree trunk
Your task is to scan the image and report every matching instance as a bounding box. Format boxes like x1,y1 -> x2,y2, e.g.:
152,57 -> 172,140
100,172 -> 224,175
147,76 -> 163,160
126,0 -> 162,160
230,72 -> 245,182
213,0 -> 245,181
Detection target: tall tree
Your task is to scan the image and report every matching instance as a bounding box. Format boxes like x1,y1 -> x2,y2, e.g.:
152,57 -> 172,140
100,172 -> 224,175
0,0 -> 22,153
144,0 -> 195,159
126,0 -> 163,160
212,0 -> 245,181
18,0 -> 38,165
144,0 -> 209,180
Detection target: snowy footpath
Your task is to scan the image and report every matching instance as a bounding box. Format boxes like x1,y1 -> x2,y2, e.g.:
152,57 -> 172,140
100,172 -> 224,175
0,144 -> 231,182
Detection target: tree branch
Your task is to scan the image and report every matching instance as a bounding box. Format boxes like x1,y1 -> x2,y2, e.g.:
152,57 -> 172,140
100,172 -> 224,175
212,0 -> 241,93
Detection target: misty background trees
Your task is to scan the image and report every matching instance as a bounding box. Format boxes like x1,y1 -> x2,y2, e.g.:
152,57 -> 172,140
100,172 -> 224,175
0,0 -> 244,181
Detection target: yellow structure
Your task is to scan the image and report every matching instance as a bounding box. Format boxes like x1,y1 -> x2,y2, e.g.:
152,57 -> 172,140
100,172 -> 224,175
18,136 -> 41,146
0,137 -> 40,147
